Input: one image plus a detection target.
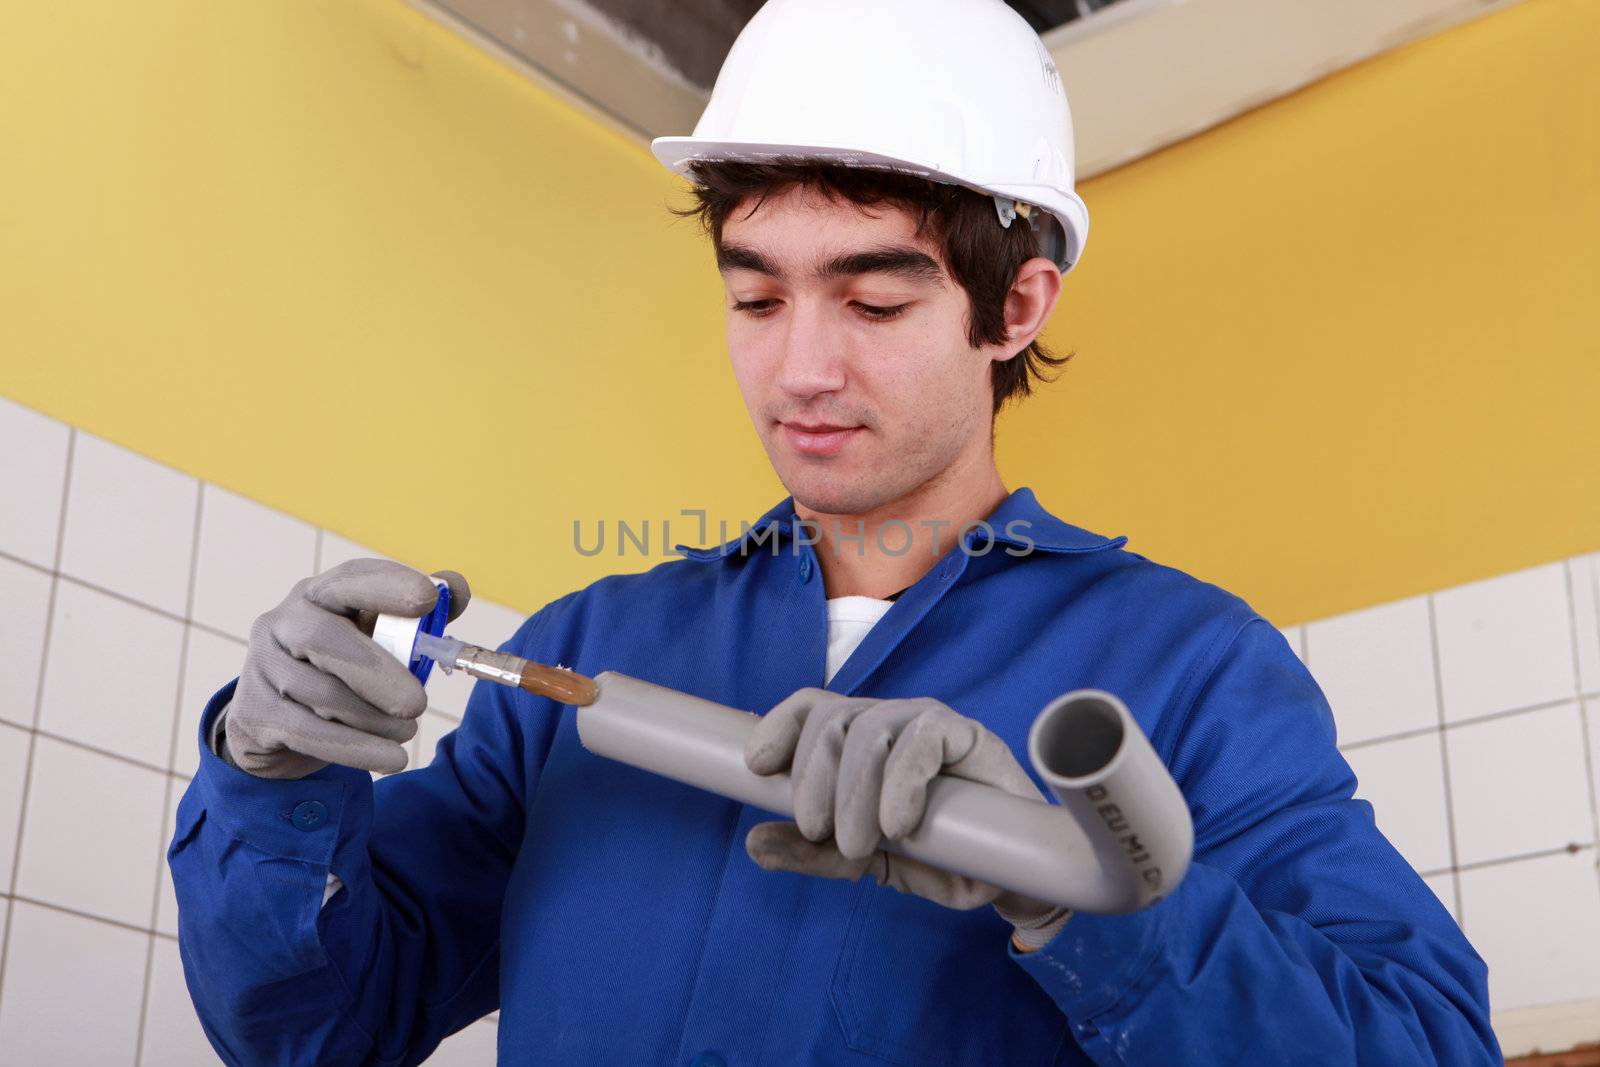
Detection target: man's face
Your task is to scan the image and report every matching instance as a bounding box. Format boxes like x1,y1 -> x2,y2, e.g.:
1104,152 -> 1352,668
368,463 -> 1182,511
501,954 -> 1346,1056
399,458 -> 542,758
718,184 -> 997,517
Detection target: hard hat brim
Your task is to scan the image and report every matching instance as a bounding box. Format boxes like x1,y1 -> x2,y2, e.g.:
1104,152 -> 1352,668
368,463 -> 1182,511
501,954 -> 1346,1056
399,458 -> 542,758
652,136 -> 1088,274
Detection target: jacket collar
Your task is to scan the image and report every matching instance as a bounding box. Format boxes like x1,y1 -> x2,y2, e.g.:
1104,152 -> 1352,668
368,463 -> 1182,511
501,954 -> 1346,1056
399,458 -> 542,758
673,486 -> 1126,561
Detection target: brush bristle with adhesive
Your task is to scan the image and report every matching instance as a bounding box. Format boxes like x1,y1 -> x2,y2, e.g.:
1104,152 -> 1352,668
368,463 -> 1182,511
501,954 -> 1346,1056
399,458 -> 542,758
518,662 -> 598,706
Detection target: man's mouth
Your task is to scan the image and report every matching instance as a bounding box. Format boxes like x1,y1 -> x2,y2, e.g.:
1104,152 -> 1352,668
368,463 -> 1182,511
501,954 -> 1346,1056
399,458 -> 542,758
779,420 -> 864,457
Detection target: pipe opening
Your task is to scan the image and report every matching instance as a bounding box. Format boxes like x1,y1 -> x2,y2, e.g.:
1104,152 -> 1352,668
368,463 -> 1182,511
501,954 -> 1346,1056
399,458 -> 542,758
1035,696 -> 1125,780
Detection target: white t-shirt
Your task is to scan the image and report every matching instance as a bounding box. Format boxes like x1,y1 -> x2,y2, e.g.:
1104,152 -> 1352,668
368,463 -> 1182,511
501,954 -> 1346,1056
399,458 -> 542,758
825,595 -> 896,684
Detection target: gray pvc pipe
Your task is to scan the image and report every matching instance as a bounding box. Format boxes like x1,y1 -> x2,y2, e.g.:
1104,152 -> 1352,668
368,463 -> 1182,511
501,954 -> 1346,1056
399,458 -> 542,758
575,673 -> 1192,915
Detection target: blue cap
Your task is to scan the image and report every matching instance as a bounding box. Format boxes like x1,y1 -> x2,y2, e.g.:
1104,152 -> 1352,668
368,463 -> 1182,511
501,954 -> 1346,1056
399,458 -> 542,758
409,580 -> 451,685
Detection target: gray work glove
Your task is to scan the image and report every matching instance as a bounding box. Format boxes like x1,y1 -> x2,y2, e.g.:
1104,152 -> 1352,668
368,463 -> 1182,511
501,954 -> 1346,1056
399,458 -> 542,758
744,688 -> 1073,951
218,559 -> 470,780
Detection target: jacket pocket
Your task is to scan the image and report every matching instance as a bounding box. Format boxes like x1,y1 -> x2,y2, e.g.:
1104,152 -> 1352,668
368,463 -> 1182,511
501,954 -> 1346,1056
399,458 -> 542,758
829,880 -> 1070,1067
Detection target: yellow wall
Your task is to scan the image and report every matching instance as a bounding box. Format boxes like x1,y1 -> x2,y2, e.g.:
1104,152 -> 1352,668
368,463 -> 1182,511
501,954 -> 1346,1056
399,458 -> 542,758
2,0 -> 1596,625
1001,0 -> 1600,624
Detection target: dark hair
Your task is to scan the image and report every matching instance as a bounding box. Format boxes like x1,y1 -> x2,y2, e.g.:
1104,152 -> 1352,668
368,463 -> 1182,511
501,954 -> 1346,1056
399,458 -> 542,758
668,158 -> 1072,416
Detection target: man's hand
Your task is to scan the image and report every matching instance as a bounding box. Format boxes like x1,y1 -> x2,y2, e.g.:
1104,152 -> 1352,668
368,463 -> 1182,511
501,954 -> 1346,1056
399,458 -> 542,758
223,560 -> 470,780
743,688 -> 1072,949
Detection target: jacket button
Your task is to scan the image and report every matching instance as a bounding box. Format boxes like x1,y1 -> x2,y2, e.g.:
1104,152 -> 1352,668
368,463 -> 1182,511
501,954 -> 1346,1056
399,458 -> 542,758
797,555 -> 812,582
291,800 -> 329,831
689,1054 -> 727,1067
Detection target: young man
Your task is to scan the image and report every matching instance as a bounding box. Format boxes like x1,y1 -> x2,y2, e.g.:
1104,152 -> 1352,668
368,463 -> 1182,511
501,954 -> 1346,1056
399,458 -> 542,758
171,1 -> 1500,1063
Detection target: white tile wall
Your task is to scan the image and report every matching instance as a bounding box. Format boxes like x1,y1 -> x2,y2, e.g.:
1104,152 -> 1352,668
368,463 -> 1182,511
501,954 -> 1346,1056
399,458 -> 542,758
1344,732 -> 1452,873
155,775 -> 183,939
1573,555 -> 1600,697
318,530 -> 391,572
1459,849 -> 1600,1013
0,402 -> 527,1063
1433,562 -> 1578,723
14,736 -> 168,928
458,598 -> 527,654
0,396 -> 71,569
424,667 -> 477,722
58,432 -> 198,618
1587,699 -> 1600,828
412,710 -> 461,770
1316,553 -> 1600,1047
1305,595 -> 1438,745
1444,703 -> 1593,867
37,579 -> 184,768
172,627 -> 247,778
1275,624 -> 1305,662
1421,871 -> 1458,923
0,723 -> 29,892
0,900 -> 150,1065
141,937 -> 221,1066
191,484 -> 317,640
426,1018 -> 500,1065
0,556 -> 52,729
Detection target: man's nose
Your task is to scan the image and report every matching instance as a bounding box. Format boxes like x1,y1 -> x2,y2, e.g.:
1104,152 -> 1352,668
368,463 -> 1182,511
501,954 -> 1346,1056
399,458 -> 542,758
774,300 -> 847,399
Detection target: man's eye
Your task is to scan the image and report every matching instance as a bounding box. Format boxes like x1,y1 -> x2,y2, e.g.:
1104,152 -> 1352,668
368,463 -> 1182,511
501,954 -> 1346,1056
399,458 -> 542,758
853,301 -> 910,322
731,299 -> 779,317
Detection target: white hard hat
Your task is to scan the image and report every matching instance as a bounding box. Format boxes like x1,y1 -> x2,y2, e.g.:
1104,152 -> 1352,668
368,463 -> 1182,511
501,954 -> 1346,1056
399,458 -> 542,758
651,0 -> 1089,274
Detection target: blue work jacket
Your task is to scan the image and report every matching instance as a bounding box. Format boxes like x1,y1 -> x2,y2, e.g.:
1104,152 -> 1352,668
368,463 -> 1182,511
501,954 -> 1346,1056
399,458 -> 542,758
169,487 -> 1500,1065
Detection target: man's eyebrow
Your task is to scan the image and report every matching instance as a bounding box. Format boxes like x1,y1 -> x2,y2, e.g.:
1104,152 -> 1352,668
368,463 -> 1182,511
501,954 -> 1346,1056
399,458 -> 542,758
717,243 -> 945,285
819,247 -> 944,284
716,244 -> 783,277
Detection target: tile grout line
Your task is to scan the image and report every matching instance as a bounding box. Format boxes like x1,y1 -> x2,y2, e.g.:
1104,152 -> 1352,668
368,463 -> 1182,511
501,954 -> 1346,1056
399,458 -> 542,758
0,547 -> 51,580
1590,554 -> 1600,831
1565,561 -> 1600,850
1426,593 -> 1464,924
1338,690 -> 1600,753
1587,553 -> 1600,828
164,480 -> 207,777
2,674 -> 461,776
0,427 -> 482,1047
0,428 -> 76,1012
0,542 -> 517,664
1447,841 -> 1597,876
135,479 -> 206,1066
1424,843 -> 1600,879
17,727 -> 190,781
0,891 -> 182,941
1339,723 -> 1443,751
161,629 -> 199,781
0,546 -> 251,647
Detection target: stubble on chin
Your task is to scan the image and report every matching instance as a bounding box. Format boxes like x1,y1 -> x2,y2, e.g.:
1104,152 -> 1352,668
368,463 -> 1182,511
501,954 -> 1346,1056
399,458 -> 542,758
778,440 -> 947,520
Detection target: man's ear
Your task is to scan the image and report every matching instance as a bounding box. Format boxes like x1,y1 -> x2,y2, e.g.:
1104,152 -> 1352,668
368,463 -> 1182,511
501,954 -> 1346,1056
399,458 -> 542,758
989,257 -> 1063,362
